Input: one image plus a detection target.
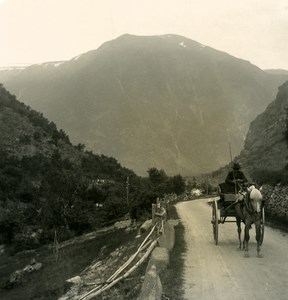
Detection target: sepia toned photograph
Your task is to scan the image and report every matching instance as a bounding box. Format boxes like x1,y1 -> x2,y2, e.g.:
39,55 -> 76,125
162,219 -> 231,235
0,1 -> 288,299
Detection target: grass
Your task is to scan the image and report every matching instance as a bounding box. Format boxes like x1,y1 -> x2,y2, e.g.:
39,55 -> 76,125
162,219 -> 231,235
0,226 -> 147,300
265,214 -> 288,233
0,205 -> 188,300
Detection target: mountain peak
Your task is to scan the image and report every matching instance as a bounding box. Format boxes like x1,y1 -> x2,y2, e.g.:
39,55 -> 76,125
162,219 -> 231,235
1,35 -> 288,175
112,33 -> 204,48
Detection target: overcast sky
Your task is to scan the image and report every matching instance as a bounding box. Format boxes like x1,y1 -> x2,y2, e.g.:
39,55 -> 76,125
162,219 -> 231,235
0,0 -> 287,69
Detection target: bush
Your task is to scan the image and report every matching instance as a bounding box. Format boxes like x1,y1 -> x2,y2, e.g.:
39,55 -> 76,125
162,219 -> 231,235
251,168 -> 288,185
12,231 -> 41,253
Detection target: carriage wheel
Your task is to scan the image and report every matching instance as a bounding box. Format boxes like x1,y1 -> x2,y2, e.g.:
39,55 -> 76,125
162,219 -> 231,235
259,207 -> 265,245
211,199 -> 219,245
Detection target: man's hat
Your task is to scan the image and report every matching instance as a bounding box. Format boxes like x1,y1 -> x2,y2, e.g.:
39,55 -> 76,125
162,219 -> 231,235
233,162 -> 241,170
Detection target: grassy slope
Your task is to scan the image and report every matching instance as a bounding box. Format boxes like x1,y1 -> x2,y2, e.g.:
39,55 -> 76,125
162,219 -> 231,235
0,205 -> 187,300
0,227 -> 147,300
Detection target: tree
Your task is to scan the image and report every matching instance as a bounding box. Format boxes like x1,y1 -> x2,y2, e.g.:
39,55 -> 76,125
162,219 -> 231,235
285,106 -> 288,148
147,168 -> 168,185
76,143 -> 86,151
169,174 -> 186,195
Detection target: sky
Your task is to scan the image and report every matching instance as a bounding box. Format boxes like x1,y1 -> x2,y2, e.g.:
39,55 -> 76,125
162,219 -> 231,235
0,0 -> 288,70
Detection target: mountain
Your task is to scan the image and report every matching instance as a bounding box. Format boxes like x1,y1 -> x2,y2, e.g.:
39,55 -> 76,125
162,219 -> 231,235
207,80 -> 288,186
238,81 -> 288,178
265,69 -> 288,76
0,66 -> 27,82
1,34 -> 288,176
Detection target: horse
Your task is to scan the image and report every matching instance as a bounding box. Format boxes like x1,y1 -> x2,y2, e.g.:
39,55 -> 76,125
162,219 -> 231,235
234,185 -> 264,258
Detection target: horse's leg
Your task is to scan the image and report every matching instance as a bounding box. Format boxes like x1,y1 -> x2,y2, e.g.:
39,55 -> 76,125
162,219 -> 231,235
236,217 -> 242,249
244,218 -> 251,257
255,214 -> 263,258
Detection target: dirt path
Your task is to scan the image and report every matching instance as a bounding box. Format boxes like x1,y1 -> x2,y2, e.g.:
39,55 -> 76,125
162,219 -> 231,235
176,198 -> 288,300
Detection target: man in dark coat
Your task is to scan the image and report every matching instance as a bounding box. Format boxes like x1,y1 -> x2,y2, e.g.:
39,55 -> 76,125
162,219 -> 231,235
225,162 -> 248,193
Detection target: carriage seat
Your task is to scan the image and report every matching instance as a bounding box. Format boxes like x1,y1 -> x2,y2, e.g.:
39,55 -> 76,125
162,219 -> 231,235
217,182 -> 238,209
218,182 -> 236,194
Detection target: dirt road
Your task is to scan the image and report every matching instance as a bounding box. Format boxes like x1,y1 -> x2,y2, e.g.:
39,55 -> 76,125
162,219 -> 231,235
176,198 -> 288,300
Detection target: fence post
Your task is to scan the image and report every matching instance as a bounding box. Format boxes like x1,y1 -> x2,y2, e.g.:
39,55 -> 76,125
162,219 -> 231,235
152,203 -> 156,225
152,203 -> 156,239
53,230 -> 60,261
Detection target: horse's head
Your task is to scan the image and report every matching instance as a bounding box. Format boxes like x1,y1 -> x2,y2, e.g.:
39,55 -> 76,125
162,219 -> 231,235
247,185 -> 263,212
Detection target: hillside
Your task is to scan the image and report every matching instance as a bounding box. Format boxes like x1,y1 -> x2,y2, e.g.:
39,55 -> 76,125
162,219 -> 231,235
238,81 -> 288,181
1,34 -> 288,176
0,84 -> 187,254
0,224 -> 146,300
0,84 -> 139,251
0,84 -> 78,162
265,69 -> 288,76
208,81 -> 288,186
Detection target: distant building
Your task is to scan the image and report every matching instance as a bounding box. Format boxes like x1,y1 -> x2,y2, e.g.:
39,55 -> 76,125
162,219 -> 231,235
87,178 -> 115,189
191,188 -> 202,197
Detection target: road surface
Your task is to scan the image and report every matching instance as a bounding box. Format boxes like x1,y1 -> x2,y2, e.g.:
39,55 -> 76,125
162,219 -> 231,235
176,198 -> 288,300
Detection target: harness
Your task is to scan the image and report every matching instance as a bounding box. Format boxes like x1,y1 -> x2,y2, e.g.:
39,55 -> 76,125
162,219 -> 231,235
236,188 -> 261,215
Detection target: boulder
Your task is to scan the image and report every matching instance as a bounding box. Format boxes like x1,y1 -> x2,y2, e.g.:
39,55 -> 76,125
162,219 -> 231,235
66,275 -> 82,285
146,247 -> 169,276
139,220 -> 153,233
158,222 -> 175,252
138,265 -> 162,300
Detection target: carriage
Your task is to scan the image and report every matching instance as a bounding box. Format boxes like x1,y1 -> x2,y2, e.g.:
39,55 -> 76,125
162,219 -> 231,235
210,182 -> 265,250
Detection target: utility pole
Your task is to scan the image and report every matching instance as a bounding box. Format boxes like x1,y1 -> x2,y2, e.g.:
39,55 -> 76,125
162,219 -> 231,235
126,176 -> 130,219
227,132 -> 237,194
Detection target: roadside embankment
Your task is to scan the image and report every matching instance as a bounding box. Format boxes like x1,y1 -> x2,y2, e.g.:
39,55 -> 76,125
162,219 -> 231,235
137,197 -> 179,300
138,220 -> 177,300
261,184 -> 288,227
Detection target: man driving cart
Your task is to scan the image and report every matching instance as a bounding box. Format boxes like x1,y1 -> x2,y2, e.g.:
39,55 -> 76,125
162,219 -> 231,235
217,162 -> 248,209
225,162 -> 248,193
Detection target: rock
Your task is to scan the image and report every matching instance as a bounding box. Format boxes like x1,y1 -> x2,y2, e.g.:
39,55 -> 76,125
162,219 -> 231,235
66,275 -> 82,285
139,220 -> 153,233
138,265 -> 162,300
168,219 -> 179,227
33,263 -> 42,271
158,223 -> 175,252
23,265 -> 34,273
58,296 -> 69,300
125,227 -> 133,233
114,220 -> 131,229
23,261 -> 42,273
146,247 -> 169,276
5,258 -> 43,289
8,270 -> 24,287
